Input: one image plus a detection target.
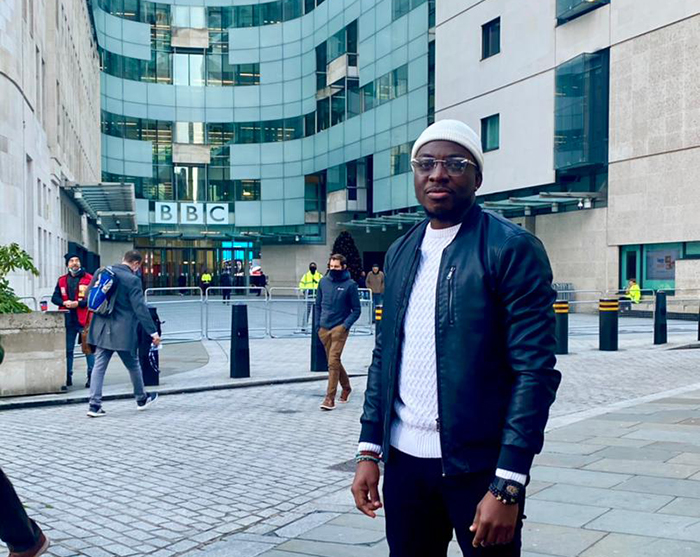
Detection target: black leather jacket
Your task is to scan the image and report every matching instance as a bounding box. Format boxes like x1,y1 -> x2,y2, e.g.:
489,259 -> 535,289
359,204 -> 561,476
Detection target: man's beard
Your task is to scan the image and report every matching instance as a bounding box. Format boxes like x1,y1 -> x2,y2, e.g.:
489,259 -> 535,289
422,200 -> 473,223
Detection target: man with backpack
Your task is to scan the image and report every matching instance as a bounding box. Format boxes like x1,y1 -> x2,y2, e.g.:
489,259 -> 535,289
51,253 -> 95,387
86,250 -> 161,418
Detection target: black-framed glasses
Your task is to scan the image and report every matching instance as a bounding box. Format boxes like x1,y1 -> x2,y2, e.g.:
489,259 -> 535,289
410,158 -> 478,176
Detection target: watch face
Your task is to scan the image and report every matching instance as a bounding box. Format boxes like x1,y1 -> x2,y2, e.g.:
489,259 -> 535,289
506,484 -> 520,497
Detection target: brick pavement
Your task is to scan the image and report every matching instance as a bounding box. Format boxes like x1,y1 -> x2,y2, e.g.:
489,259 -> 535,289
0,330 -> 700,555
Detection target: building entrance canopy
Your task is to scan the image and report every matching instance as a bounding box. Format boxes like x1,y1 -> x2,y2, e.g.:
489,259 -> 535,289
64,182 -> 137,239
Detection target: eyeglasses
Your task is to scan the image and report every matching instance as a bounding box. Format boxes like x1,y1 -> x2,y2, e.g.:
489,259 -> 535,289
410,158 -> 478,176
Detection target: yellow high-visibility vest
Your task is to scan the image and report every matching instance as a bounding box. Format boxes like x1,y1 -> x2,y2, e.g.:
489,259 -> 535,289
299,270 -> 323,290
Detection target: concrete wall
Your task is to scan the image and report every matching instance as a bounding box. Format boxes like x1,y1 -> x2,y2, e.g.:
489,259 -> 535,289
675,260 -> 700,293
100,241 -> 134,267
533,207 -> 618,294
0,0 -> 101,300
607,14 -> 700,247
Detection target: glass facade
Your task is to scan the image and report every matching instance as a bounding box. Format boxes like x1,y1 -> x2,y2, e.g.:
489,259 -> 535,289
554,49 -> 609,171
93,0 -> 433,246
556,0 -> 610,25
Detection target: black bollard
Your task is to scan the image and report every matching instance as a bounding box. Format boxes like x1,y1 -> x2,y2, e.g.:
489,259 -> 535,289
310,309 -> 328,372
553,301 -> 569,355
599,298 -> 619,351
230,304 -> 250,378
375,305 -> 383,337
654,291 -> 668,345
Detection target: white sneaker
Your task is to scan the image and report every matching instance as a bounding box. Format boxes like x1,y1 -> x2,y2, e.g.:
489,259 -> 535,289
137,392 -> 159,411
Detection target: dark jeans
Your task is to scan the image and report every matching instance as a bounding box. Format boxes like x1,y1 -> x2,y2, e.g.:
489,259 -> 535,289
0,468 -> 42,552
222,290 -> 231,301
384,448 -> 525,557
66,324 -> 95,381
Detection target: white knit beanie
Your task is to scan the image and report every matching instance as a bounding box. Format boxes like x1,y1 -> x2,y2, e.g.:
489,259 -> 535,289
411,119 -> 484,172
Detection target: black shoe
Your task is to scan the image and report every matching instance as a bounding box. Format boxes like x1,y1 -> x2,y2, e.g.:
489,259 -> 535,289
137,392 -> 159,411
85,381 -> 91,389
66,376 -> 73,387
86,406 -> 106,418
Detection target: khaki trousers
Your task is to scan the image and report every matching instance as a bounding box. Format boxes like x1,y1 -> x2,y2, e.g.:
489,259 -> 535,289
318,324 -> 351,400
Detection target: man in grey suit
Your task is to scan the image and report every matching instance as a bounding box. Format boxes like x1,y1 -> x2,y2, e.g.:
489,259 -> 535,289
87,250 -> 161,418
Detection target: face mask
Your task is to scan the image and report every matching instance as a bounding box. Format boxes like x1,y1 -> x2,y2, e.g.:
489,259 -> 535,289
330,269 -> 345,280
310,266 -> 317,273
69,267 -> 81,276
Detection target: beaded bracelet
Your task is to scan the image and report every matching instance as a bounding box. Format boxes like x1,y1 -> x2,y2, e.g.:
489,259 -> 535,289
355,453 -> 381,465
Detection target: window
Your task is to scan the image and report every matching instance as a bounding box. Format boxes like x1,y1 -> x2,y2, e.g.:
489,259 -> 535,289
234,180 -> 260,201
173,53 -> 205,86
174,122 -> 204,144
172,6 -> 205,28
481,18 -> 500,59
174,166 -> 206,201
557,0 -> 609,25
481,114 -> 500,152
234,63 -> 260,86
390,142 -> 412,175
554,50 -> 609,170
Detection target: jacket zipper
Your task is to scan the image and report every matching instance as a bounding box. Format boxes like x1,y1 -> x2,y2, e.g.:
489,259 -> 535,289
435,256 -> 453,477
447,266 -> 456,325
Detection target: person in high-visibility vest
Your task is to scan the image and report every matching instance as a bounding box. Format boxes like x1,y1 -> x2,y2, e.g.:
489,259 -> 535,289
626,278 -> 641,304
200,270 -> 213,294
299,262 -> 323,330
51,253 -> 94,388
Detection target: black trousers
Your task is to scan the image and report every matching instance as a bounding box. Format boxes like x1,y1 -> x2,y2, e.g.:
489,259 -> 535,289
383,448 -> 525,557
0,468 -> 42,552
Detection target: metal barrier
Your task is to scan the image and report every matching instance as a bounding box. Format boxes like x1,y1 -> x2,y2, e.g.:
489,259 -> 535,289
268,287 -> 315,338
205,287 -> 269,340
553,290 -> 603,312
144,287 -> 204,341
17,296 -> 38,311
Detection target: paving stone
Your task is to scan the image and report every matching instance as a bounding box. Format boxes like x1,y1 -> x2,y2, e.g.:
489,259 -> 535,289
525,480 -> 553,496
192,539 -> 277,557
624,427 -> 700,445
592,445 -> 683,461
668,452 -> 700,465
541,441 -> 606,456
657,496 -> 700,518
272,538 -> 390,557
328,512 -> 386,533
532,452 -> 603,469
273,512 -> 340,538
297,524 -> 385,544
522,523 -> 606,557
583,458 -> 700,479
530,466 -> 631,488
581,533 -> 700,556
585,509 -> 700,541
530,483 -> 673,512
614,475 -> 700,499
648,441 -> 700,454
523,500 -> 608,527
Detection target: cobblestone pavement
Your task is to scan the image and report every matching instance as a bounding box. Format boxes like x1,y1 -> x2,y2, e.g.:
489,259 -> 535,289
1,343 -> 700,555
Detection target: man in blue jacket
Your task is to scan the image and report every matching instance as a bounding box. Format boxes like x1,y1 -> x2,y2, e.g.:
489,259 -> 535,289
315,254 -> 361,411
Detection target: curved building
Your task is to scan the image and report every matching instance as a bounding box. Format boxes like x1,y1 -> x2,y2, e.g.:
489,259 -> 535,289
91,0 -> 435,286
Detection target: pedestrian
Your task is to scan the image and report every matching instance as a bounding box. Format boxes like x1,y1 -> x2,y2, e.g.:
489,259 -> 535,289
358,271 -> 367,290
220,270 -> 233,303
365,263 -> 385,321
351,119 -> 561,556
0,467 -> 50,556
621,277 -> 641,313
200,269 -> 212,294
86,250 -> 161,418
298,262 -> 323,331
250,265 -> 267,296
51,253 -> 95,388
315,254 -> 361,411
178,273 -> 187,296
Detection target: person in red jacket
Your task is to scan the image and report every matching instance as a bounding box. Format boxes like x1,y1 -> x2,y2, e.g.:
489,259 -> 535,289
51,253 -> 95,388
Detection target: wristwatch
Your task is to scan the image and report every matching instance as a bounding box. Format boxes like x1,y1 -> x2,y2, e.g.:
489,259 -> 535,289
489,477 -> 524,505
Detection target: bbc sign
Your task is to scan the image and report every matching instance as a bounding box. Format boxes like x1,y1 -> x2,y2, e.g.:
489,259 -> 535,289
155,202 -> 230,225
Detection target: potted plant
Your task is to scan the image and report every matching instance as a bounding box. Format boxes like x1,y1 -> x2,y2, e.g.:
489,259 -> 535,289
0,243 -> 66,395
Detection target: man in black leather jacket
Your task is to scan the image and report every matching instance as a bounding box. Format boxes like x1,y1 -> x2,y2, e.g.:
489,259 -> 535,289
351,119 -> 561,556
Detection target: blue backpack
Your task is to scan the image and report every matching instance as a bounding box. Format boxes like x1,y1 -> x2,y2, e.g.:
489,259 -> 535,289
87,266 -> 120,315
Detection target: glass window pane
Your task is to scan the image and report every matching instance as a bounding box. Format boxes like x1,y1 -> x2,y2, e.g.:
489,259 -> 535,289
190,7 -> 206,28
173,54 -> 189,85
316,98 -> 330,132
393,64 -> 408,98
347,78 -> 360,118
235,179 -> 260,201
331,90 -> 345,126
361,82 -> 374,112
283,0 -> 301,21
377,74 -> 391,104
172,6 -> 189,27
189,54 -> 205,86
481,114 -> 500,151
207,54 -> 223,86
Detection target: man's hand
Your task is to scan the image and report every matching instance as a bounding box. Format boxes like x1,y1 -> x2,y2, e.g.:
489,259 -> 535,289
151,334 -> 162,347
351,461 -> 382,518
470,491 -> 519,547
64,300 -> 78,309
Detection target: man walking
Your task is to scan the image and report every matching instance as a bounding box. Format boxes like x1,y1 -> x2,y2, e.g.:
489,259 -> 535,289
298,262 -> 323,331
352,119 -> 561,556
220,269 -> 233,303
315,254 -> 361,411
86,250 -> 161,418
365,263 -> 385,321
0,467 -> 50,556
51,253 -> 94,387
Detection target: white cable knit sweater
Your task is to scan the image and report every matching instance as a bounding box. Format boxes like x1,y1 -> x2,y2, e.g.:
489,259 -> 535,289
358,222 -> 526,484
